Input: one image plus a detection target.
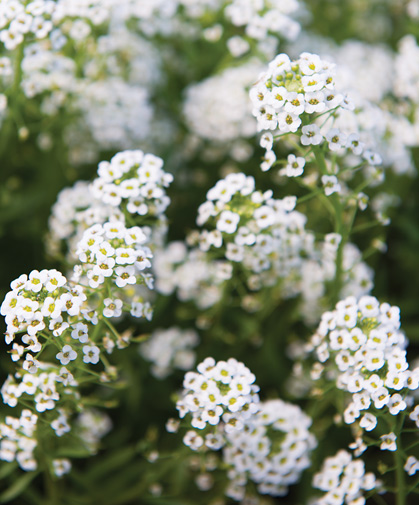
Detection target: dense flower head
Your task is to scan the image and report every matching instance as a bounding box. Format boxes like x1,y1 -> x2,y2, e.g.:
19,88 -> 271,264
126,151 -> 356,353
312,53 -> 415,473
0,409 -> 38,471
312,450 -> 378,505
177,357 -> 260,435
0,0 -> 115,51
139,327 -> 199,379
183,60 -> 261,143
1,268 -> 80,345
224,399 -> 316,500
153,241 -> 233,309
250,52 -> 340,135
47,149 -> 171,263
46,180 -> 123,260
310,296 -> 418,429
75,220 -> 154,311
195,172 -> 314,287
1,364 -> 78,413
76,80 -> 152,150
47,150 -> 173,264
90,150 -> 173,218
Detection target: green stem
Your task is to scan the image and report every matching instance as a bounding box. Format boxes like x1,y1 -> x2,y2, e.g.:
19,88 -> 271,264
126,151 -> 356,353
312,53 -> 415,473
395,446 -> 406,505
394,413 -> 407,505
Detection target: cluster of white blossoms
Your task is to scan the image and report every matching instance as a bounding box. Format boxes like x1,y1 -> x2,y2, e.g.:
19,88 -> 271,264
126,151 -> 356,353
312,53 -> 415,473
76,79 -> 152,150
224,399 -> 316,501
46,181 -> 121,260
47,149 -> 172,262
139,327 -> 199,379
299,241 -> 374,325
154,242 -> 232,309
177,357 -> 260,439
222,0 -> 301,44
21,45 -> 77,102
312,450 -> 378,505
310,296 -> 419,432
75,408 -> 112,455
195,172 -> 314,287
250,52 -> 342,135
394,35 -> 419,104
183,60 -> 260,144
1,366 -> 77,413
75,220 -> 153,308
0,409 -> 38,471
90,150 -> 172,220
251,52 -> 385,184
0,268 -> 86,355
0,0 -> 114,51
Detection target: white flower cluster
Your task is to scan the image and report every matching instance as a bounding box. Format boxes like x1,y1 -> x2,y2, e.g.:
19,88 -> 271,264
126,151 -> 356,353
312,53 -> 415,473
310,296 -> 419,430
313,38 -> 416,176
1,365 -> 78,412
0,0 -> 55,50
196,172 -> 314,288
223,0 -> 301,44
0,0 -> 114,51
394,35 -> 419,104
312,450 -> 378,505
154,242 -> 232,309
224,399 -> 316,501
0,409 -> 38,471
46,181 -> 121,260
251,52 -> 341,135
178,0 -> 301,45
90,150 -> 172,219
75,220 -> 153,302
76,79 -> 152,150
139,327 -> 199,379
47,149 -> 172,261
21,45 -> 77,101
75,408 -> 112,454
177,357 -> 260,438
0,268 -> 86,355
183,60 -> 260,143
251,52 -> 385,179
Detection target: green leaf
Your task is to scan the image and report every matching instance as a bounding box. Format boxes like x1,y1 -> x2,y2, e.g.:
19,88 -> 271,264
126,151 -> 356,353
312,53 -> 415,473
0,462 -> 18,480
0,470 -> 39,503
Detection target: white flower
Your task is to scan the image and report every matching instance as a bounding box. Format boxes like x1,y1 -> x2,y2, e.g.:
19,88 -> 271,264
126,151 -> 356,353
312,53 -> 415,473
83,345 -> 100,365
216,211 -> 240,234
103,298 -> 123,318
325,128 -> 347,152
404,456 -> 419,476
322,175 -> 341,196
260,149 -> 276,172
260,132 -> 273,150
56,345 -> 77,366
52,459 -> 71,477
279,154 -> 305,177
380,432 -> 397,451
71,323 -> 89,343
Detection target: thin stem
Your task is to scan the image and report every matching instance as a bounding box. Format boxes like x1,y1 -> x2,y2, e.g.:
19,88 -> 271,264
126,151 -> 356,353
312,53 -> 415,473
395,446 -> 406,505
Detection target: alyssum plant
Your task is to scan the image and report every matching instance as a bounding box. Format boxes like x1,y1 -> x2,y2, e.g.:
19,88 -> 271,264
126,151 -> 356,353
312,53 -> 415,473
0,45 -> 418,505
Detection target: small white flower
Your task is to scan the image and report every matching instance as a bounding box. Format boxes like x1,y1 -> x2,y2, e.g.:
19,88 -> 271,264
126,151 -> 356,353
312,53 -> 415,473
325,128 -> 347,152
322,175 -> 341,196
217,211 -> 240,234
404,456 -> 419,476
380,432 -> 397,451
83,345 -> 100,365
71,323 -> 89,344
103,298 -> 123,318
52,459 -> 71,477
56,345 -> 77,366
260,149 -> 276,172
